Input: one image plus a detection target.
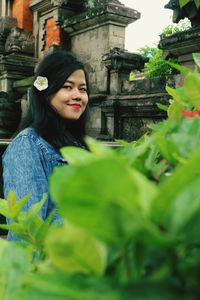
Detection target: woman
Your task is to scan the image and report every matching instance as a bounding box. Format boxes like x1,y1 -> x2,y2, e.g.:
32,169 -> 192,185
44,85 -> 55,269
2,50 -> 89,240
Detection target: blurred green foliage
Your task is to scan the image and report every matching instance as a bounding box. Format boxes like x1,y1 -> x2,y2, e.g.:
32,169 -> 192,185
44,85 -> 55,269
138,18 -> 191,79
1,54 -> 200,299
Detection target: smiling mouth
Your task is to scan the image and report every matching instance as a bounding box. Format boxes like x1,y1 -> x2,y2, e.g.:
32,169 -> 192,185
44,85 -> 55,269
68,103 -> 82,109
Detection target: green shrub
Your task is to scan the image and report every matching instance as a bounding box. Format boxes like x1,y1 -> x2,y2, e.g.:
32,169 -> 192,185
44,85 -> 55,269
139,18 -> 191,79
142,48 -> 178,78
138,46 -> 158,59
1,54 -> 200,299
161,18 -> 191,37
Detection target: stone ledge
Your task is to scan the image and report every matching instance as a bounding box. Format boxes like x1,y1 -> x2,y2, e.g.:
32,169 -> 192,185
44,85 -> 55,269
159,26 -> 200,57
63,1 -> 140,33
106,93 -> 169,101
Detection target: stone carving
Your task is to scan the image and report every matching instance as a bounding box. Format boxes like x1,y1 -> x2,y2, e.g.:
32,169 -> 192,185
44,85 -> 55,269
0,17 -> 17,53
165,0 -> 200,26
0,17 -> 17,36
103,47 -> 148,71
5,27 -> 34,55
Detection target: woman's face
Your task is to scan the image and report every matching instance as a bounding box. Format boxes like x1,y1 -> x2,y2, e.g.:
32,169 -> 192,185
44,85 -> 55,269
50,69 -> 88,120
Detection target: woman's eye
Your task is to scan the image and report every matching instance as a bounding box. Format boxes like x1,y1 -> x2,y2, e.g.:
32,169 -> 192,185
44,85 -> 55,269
80,88 -> 87,93
63,85 -> 72,90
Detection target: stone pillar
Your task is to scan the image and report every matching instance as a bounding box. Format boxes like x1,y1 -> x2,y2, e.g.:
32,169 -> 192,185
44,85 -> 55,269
103,47 -> 148,94
30,0 -> 79,57
0,13 -> 35,93
0,0 -> 12,17
0,53 -> 35,138
63,0 -> 140,94
0,22 -> 35,93
100,47 -> 148,139
0,20 -> 36,138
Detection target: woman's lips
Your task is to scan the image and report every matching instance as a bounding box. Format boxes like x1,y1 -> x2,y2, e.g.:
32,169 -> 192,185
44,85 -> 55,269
68,103 -> 81,109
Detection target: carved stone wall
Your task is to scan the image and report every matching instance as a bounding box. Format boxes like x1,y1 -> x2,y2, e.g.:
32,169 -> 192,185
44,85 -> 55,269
101,76 -> 174,141
0,0 -> 190,143
30,0 -> 77,57
63,0 -> 140,95
159,25 -> 200,70
0,16 -> 17,53
12,0 -> 33,32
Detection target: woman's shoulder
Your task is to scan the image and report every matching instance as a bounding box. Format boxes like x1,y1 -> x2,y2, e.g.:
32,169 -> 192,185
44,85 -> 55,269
2,128 -> 40,159
3,127 -> 65,163
6,127 -> 40,148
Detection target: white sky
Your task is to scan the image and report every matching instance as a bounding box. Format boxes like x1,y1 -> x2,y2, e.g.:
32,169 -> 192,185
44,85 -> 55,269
120,0 -> 173,52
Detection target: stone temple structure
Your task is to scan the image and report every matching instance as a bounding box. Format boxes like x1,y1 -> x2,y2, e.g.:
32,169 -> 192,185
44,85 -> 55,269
160,0 -> 200,69
0,0 -> 171,142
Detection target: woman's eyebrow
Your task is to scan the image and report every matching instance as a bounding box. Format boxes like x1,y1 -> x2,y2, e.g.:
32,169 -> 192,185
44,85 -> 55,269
65,80 -> 87,86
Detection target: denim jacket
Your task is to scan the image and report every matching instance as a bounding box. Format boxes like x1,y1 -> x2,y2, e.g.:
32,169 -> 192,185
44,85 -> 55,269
2,127 -> 66,240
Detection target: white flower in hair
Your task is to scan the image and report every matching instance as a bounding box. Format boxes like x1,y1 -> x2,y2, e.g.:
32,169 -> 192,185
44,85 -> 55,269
33,76 -> 48,91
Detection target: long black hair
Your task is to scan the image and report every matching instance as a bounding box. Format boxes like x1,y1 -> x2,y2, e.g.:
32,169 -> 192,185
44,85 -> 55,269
20,50 -> 89,149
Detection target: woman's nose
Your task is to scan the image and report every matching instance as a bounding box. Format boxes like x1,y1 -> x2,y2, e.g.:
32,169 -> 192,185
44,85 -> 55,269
71,88 -> 81,100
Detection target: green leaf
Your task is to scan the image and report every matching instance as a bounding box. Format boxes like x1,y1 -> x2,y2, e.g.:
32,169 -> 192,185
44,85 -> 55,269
156,103 -> 168,112
7,191 -> 31,220
151,145 -> 200,230
153,120 -> 179,165
194,0 -> 200,8
129,71 -> 135,81
50,155 -> 157,247
19,272 -> 125,300
166,183 -> 200,240
0,198 -> 10,218
0,222 -> 26,235
184,72 -> 200,109
60,146 -> 92,165
0,242 -> 30,300
35,211 -> 54,246
85,137 -> 113,156
45,223 -> 107,275
166,86 -> 184,104
26,193 -> 47,219
114,139 -> 129,147
193,53 -> 200,68
165,86 -> 189,121
168,117 -> 200,159
179,0 -> 190,8
167,61 -> 191,74
0,194 -> 50,245
0,238 -> 8,255
167,101 -> 183,122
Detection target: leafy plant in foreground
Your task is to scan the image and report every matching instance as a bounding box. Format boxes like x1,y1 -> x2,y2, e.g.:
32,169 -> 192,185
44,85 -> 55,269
1,54 -> 200,299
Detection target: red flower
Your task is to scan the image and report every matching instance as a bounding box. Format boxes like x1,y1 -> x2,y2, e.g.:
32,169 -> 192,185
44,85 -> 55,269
182,109 -> 200,118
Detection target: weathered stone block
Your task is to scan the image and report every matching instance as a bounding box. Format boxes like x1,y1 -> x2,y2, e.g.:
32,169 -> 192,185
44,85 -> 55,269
159,26 -> 200,69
